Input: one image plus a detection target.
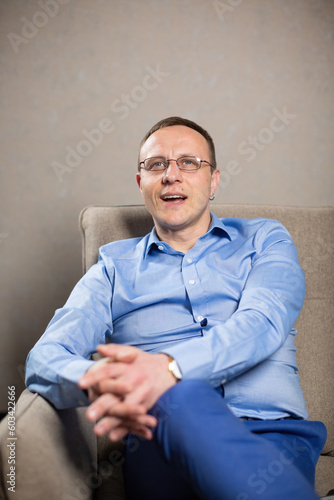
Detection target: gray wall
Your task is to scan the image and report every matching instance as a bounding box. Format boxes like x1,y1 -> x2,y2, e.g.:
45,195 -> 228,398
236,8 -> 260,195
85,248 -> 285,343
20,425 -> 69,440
1,0 -> 333,410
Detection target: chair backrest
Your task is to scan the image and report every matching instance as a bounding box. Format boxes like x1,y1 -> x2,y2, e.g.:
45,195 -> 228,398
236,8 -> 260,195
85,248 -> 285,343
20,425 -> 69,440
79,204 -> 334,454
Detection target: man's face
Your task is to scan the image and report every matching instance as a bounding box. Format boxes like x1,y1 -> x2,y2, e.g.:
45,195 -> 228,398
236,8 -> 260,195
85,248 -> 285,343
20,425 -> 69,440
136,125 -> 220,238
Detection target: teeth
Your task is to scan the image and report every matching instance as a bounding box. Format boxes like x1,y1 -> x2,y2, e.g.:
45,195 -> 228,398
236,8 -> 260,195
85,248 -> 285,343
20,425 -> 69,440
163,195 -> 185,200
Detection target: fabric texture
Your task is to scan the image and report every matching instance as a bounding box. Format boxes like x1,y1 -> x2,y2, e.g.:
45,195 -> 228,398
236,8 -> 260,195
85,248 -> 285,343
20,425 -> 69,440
124,380 -> 327,500
0,388 -> 97,500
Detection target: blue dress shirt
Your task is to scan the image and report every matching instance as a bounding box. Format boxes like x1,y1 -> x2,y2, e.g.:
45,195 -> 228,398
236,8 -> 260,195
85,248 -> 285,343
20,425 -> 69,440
26,213 -> 308,419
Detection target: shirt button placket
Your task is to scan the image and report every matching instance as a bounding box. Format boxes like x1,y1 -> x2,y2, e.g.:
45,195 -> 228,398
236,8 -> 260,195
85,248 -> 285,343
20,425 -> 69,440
182,255 -> 205,325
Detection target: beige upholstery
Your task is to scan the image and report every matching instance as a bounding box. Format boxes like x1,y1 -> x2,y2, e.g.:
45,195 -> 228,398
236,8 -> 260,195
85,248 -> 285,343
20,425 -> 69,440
1,204 -> 333,499
0,388 -> 97,499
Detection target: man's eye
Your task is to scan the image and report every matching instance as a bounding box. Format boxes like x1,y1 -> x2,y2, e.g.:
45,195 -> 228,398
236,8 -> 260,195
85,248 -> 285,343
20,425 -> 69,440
180,157 -> 199,168
146,158 -> 166,170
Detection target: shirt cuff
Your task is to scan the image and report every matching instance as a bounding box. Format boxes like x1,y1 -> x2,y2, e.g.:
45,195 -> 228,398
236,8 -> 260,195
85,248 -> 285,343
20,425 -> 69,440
57,358 -> 95,408
160,336 -> 217,386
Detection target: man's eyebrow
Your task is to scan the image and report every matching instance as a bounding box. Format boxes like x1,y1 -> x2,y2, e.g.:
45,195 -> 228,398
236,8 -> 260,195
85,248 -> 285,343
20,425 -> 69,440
148,153 -> 199,158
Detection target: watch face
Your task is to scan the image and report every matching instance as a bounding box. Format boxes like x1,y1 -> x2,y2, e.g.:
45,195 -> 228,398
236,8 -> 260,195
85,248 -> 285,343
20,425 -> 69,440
169,359 -> 182,381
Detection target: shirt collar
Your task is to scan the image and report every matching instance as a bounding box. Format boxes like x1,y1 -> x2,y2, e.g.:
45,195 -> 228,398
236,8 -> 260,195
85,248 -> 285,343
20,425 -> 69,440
144,212 -> 231,258
208,212 -> 232,239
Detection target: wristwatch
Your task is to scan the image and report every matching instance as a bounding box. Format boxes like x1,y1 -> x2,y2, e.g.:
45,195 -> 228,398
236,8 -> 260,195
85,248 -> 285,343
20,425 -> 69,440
167,355 -> 182,382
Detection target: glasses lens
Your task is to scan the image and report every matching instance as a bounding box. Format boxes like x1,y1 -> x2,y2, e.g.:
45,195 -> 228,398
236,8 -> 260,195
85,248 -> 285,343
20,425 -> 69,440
144,157 -> 167,171
178,157 -> 201,171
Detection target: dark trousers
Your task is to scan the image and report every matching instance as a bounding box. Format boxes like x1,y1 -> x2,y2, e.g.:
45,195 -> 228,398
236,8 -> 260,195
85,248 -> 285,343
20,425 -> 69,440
124,380 -> 327,500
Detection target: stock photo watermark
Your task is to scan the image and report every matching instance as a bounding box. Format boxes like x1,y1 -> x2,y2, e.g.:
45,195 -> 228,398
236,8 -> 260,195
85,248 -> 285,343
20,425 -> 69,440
302,234 -> 334,275
52,64 -> 170,184
213,0 -> 244,21
60,393 -> 180,499
6,386 -> 16,494
61,444 -> 125,500
7,0 -> 71,54
235,437 -> 308,499
218,106 -> 297,190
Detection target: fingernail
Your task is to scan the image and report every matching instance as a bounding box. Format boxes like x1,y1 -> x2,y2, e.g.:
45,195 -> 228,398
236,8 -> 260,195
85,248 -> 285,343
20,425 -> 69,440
87,408 -> 98,420
95,424 -> 106,436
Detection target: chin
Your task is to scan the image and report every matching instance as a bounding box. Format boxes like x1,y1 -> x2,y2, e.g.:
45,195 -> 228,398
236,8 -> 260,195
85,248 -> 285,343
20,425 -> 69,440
158,214 -> 187,229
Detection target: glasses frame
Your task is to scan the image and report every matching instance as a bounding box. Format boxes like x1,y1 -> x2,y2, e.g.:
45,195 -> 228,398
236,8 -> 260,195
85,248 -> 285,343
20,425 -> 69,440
138,156 -> 214,172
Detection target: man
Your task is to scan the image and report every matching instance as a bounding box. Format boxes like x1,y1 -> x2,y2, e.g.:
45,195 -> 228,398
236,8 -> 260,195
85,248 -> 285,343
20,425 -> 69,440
26,117 -> 326,499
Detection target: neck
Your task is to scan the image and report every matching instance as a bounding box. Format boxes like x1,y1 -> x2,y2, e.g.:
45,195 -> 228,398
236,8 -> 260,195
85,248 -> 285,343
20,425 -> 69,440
154,217 -> 212,253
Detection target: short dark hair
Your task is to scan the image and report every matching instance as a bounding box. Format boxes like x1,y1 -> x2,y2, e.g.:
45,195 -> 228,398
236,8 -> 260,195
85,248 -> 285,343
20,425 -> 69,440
138,116 -> 217,172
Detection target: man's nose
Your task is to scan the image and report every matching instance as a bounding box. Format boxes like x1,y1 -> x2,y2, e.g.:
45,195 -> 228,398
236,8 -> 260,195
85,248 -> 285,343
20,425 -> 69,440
162,159 -> 183,182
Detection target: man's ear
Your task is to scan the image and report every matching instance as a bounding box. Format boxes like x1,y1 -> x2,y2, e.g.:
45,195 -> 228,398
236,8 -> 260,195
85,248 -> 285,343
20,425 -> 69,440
136,172 -> 142,191
211,169 -> 220,194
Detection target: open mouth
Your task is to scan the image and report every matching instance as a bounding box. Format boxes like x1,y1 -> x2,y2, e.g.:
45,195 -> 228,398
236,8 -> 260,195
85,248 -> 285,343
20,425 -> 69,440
161,194 -> 187,203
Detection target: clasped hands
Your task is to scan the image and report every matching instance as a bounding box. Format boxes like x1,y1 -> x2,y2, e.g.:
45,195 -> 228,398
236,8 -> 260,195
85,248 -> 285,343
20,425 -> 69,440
78,344 -> 176,442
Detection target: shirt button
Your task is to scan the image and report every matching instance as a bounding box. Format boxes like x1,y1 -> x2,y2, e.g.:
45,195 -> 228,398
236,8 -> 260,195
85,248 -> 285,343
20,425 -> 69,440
158,245 -> 164,251
189,279 -> 195,285
186,258 -> 192,263
197,316 -> 204,322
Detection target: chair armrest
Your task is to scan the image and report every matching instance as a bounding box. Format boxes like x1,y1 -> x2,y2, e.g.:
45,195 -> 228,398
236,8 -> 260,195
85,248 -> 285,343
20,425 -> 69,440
0,389 -> 96,499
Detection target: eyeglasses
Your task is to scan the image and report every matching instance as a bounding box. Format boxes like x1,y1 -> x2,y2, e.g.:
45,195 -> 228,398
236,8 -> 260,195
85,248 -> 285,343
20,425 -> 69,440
138,156 -> 213,172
